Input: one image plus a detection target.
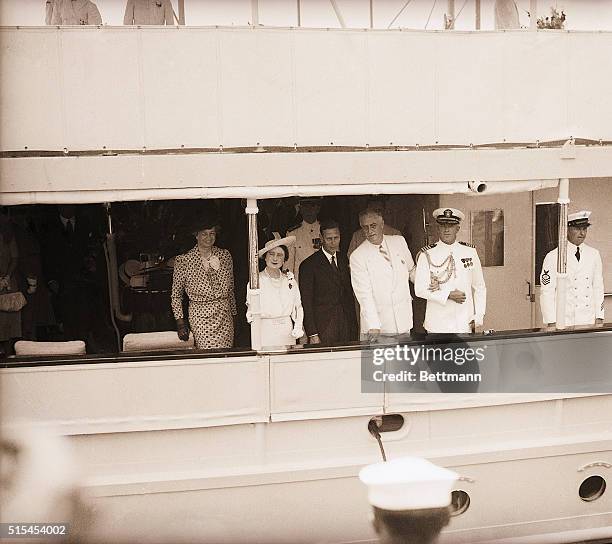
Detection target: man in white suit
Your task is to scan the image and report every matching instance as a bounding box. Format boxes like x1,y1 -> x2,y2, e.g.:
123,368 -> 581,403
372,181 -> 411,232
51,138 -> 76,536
540,210 -> 604,328
350,209 -> 415,339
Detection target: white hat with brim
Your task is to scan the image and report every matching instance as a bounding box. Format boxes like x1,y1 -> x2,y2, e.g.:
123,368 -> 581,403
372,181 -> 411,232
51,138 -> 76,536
359,457 -> 458,511
258,232 -> 296,257
568,210 -> 592,227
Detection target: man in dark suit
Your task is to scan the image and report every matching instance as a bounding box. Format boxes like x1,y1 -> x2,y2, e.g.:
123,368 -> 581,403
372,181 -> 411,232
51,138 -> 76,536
42,205 -> 100,343
298,218 -> 357,346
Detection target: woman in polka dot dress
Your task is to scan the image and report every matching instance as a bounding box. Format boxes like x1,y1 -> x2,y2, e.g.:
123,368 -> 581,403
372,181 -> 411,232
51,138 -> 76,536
171,219 -> 236,349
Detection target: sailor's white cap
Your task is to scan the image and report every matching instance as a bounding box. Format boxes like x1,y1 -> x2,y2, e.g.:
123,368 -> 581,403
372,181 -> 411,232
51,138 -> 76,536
433,208 -> 465,225
359,457 -> 458,511
568,210 -> 592,227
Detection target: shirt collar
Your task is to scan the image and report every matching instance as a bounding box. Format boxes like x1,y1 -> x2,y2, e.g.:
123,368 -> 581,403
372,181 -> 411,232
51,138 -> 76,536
60,215 -> 75,228
321,247 -> 336,263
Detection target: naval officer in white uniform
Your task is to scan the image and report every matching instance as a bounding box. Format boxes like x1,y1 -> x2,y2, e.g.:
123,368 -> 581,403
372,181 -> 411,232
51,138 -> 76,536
286,197 -> 322,283
540,210 -> 604,328
415,208 -> 486,334
350,208 -> 415,339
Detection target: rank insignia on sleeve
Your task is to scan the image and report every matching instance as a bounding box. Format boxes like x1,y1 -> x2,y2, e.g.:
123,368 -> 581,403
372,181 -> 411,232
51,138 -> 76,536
541,270 -> 550,285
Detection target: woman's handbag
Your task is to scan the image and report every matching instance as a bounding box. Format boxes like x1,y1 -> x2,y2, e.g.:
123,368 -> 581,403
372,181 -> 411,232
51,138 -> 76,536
0,291 -> 27,312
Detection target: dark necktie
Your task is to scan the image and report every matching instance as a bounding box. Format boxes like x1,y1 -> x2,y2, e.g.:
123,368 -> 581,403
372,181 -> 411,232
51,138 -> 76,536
331,255 -> 339,271
66,221 -> 74,236
575,246 -> 580,262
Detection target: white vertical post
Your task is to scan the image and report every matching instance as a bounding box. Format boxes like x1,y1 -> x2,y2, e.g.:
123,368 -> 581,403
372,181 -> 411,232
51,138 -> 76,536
251,0 -> 259,26
447,0 -> 455,29
246,199 -> 262,350
369,0 -> 374,29
555,178 -> 570,329
530,0 -> 538,30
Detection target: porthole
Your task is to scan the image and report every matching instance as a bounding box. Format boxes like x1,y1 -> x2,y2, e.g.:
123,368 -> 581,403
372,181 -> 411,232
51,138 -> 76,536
579,475 -> 606,502
450,490 -> 470,516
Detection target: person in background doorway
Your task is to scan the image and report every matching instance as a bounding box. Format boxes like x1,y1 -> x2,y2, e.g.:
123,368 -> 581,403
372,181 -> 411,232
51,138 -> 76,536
286,197 -> 322,283
540,210 -> 604,329
0,212 -> 22,354
11,209 -> 55,340
41,205 -> 100,344
299,219 -> 357,346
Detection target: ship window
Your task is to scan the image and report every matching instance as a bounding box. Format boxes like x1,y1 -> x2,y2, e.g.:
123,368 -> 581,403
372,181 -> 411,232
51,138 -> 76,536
579,475 -> 606,502
450,490 -> 470,516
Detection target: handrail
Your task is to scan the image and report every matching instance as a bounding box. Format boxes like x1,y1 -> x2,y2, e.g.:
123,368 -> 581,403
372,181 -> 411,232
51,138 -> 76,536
3,325 -> 610,369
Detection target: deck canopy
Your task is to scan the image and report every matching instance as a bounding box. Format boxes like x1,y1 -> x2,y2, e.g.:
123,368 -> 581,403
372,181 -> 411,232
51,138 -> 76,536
1,26 -> 611,202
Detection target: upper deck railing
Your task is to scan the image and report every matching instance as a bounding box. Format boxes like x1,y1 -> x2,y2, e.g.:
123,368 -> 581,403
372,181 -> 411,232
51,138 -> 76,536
1,26 -> 611,153
1,27 -> 612,201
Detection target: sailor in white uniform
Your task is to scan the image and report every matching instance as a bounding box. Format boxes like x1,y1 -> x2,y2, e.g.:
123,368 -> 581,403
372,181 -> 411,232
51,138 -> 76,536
415,208 -> 486,334
286,197 -> 322,283
540,210 -> 605,328
359,457 -> 457,544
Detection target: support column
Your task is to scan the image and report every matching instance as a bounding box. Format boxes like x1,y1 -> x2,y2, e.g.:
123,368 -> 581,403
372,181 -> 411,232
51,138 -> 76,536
555,178 -> 569,330
446,0 -> 455,29
475,0 -> 481,29
246,199 -> 262,350
530,0 -> 538,30
251,0 -> 259,26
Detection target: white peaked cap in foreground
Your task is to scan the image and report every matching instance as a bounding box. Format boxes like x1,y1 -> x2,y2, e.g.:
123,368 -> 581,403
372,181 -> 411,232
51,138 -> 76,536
359,457 -> 458,511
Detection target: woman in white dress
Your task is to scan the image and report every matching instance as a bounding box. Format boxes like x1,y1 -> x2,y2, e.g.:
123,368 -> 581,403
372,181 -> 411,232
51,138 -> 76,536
246,233 -> 304,349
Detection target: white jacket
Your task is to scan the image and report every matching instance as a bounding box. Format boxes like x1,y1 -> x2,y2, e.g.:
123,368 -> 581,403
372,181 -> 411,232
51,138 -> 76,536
415,241 -> 486,333
51,0 -> 102,25
124,0 -> 174,25
349,235 -> 415,334
286,220 -> 321,283
540,242 -> 604,326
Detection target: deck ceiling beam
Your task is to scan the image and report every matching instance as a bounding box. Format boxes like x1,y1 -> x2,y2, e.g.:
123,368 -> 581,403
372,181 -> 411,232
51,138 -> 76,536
1,146 -> 611,204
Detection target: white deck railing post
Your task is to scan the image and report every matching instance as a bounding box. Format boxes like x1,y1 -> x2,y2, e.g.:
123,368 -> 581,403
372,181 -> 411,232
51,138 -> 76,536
555,178 -> 569,329
246,198 -> 262,350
